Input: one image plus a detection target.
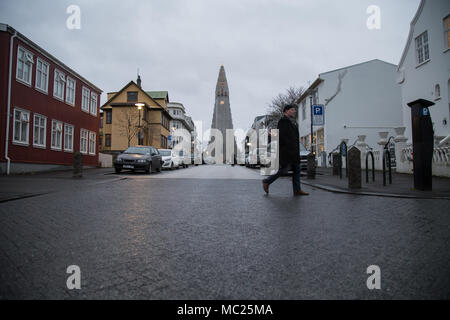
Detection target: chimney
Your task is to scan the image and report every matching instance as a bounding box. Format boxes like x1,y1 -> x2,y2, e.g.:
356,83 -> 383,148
137,75 -> 142,88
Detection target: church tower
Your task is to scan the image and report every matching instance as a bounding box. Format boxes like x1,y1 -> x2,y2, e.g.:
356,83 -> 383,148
210,65 -> 235,163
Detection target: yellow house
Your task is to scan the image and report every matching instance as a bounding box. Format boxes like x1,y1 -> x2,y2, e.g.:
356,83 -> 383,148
100,79 -> 172,153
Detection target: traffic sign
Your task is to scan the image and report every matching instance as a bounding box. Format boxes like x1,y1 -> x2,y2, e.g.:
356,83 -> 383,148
312,104 -> 324,126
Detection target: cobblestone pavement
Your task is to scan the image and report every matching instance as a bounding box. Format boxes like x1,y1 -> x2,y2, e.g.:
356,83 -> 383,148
0,165 -> 449,299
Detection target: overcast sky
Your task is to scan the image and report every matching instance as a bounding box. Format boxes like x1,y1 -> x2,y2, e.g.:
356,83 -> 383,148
0,0 -> 420,134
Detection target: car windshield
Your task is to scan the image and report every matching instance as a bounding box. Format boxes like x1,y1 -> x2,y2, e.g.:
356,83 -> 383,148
299,142 -> 307,152
159,150 -> 171,156
124,147 -> 150,155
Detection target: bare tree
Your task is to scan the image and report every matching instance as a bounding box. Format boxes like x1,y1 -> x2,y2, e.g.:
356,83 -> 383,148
266,86 -> 305,128
116,108 -> 145,148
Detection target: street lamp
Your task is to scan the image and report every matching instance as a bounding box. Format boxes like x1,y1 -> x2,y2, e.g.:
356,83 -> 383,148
135,103 -> 144,127
135,103 -> 145,145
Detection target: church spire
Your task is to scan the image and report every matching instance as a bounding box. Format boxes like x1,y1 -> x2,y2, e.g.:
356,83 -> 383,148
216,65 -> 229,97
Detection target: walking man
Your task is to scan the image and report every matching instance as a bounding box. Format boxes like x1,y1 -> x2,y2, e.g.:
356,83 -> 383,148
262,104 -> 309,196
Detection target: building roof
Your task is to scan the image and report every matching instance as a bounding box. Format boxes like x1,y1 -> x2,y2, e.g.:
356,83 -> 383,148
297,59 -> 397,104
397,0 -> 425,70
0,23 -> 102,93
101,80 -> 165,111
146,91 -> 169,101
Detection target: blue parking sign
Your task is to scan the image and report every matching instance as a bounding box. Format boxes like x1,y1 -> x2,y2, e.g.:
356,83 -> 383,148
312,105 -> 324,126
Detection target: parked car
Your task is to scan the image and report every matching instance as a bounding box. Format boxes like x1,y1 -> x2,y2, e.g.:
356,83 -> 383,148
158,149 -> 182,170
299,142 -> 309,171
257,141 -> 309,170
176,150 -> 190,168
114,146 -> 162,174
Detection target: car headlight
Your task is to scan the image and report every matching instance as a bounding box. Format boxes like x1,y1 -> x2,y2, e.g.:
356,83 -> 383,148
115,158 -> 123,163
137,159 -> 147,163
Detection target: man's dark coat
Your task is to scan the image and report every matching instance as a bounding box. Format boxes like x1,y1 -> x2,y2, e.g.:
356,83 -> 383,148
278,116 -> 300,167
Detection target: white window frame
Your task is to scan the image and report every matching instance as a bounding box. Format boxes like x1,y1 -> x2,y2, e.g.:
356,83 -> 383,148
80,129 -> 89,154
90,92 -> 98,116
35,58 -> 49,94
51,120 -> 63,151
82,87 -> 90,113
13,107 -> 30,145
415,31 -> 430,66
33,114 -> 47,148
64,124 -> 74,152
444,15 -> 450,50
53,69 -> 66,101
16,46 -> 34,86
89,131 -> 96,155
65,77 -> 76,106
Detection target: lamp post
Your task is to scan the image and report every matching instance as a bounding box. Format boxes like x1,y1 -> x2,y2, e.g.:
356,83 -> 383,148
135,103 -> 144,145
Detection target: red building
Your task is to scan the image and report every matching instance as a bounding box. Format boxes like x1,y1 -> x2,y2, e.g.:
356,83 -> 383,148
0,24 -> 102,174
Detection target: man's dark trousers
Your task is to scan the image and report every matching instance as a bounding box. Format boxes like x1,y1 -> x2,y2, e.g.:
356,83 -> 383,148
263,163 -> 301,193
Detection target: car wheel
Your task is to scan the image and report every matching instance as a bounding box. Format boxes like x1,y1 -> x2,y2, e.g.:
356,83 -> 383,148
156,164 -> 161,173
171,162 -> 174,170
146,163 -> 152,174
115,167 -> 121,174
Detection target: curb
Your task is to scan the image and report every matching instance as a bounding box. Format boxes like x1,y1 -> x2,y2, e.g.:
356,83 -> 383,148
302,181 -> 450,200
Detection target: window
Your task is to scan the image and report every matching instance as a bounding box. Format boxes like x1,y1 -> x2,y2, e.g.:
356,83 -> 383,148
90,92 -> 98,115
66,77 -> 76,105
444,15 -> 450,49
89,132 -> 96,155
127,91 -> 138,102
35,58 -> 49,93
435,84 -> 441,99
51,120 -> 63,150
53,69 -> 66,100
82,87 -> 90,112
105,110 -> 112,124
33,114 -> 46,148
80,129 -> 88,154
64,124 -> 74,152
105,134 -> 111,147
302,101 -> 306,121
16,47 -> 33,85
13,108 -> 30,145
161,135 -> 167,148
99,135 -> 102,147
415,31 -> 430,65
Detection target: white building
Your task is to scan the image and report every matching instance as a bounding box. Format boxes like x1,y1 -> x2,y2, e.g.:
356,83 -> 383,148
298,59 -> 403,167
167,102 -> 195,148
397,0 -> 450,145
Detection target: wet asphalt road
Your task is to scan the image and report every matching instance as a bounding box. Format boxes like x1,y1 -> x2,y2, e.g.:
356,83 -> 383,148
0,165 -> 449,299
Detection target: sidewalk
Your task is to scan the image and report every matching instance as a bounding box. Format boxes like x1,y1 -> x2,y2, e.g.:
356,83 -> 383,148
301,167 -> 450,200
0,168 -> 122,203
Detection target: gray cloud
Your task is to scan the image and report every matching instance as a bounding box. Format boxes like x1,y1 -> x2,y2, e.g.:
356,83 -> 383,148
0,0 -> 420,133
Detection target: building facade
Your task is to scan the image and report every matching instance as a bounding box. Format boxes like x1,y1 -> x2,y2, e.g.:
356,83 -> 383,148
100,79 -> 172,153
297,59 -> 403,167
0,24 -> 102,174
397,0 -> 450,144
167,102 -> 195,148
